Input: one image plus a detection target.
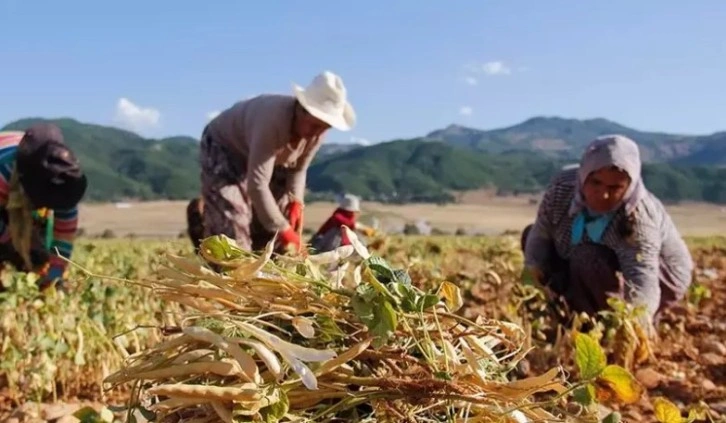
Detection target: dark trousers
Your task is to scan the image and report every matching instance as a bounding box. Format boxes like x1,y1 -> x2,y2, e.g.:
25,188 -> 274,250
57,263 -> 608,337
521,223 -> 625,316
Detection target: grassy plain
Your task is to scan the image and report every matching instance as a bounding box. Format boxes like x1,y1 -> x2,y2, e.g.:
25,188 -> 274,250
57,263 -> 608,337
78,198 -> 726,238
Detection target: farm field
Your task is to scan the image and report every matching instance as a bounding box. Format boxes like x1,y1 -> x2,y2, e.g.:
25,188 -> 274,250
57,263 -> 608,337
1,233 -> 725,422
78,199 -> 726,238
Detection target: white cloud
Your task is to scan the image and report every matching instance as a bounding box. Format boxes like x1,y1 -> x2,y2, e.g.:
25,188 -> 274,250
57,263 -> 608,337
350,136 -> 371,145
459,106 -> 473,116
463,60 -> 515,78
481,61 -> 512,76
206,110 -> 221,121
114,98 -> 160,132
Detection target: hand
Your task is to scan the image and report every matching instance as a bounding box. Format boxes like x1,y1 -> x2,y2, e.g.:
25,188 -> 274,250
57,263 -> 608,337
37,263 -> 65,291
279,227 -> 301,253
287,201 -> 304,232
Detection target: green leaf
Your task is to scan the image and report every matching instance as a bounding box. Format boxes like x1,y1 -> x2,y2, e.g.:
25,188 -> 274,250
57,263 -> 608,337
361,267 -> 397,303
400,296 -> 418,313
606,297 -> 627,315
200,235 -> 244,261
601,411 -> 622,423
73,407 -> 104,423
371,300 -> 398,340
653,397 -> 683,423
56,341 -> 70,355
365,256 -> 396,282
521,268 -> 536,286
417,294 -> 440,311
574,332 -> 606,380
390,282 -> 420,312
388,282 -> 409,299
573,384 -> 595,406
38,335 -> 56,351
392,269 -> 412,285
315,315 -> 345,342
351,295 -> 375,323
434,371 -> 452,381
260,390 -> 289,423
595,365 -> 643,405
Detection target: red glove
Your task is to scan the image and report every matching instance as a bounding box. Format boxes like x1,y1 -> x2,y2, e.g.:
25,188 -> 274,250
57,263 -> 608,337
279,227 -> 301,253
287,201 -> 304,232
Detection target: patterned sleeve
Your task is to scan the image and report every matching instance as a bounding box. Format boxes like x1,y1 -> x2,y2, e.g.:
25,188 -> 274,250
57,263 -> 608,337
524,180 -> 556,272
48,207 -> 78,270
0,165 -> 10,243
613,212 -> 662,317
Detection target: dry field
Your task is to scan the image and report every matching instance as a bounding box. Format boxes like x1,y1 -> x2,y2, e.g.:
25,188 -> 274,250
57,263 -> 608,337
78,198 -> 726,238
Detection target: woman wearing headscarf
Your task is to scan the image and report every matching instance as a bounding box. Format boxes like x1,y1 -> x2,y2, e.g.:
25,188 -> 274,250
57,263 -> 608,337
522,135 -> 693,324
0,124 -> 87,291
189,71 -> 355,254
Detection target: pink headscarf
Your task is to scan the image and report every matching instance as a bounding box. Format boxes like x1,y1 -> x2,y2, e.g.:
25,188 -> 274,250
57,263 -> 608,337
568,135 -> 647,217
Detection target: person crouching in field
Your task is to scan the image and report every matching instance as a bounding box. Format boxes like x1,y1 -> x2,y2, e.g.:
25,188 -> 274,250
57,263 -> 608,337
186,71 -> 355,254
521,135 -> 693,327
0,124 -> 87,291
310,194 -> 375,253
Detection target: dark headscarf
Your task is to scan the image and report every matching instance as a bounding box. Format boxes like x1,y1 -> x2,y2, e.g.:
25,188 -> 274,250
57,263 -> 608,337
16,123 -> 87,210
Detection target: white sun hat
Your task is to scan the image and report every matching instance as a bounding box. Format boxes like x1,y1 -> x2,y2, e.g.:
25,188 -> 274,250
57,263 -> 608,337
339,193 -> 361,212
292,71 -> 356,131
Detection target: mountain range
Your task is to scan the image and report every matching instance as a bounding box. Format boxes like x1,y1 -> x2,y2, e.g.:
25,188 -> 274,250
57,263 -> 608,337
2,117 -> 725,204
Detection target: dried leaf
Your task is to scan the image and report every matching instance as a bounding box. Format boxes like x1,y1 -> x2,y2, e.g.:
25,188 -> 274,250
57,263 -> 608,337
478,367 -> 565,401
653,397 -> 683,423
438,281 -> 463,312
316,337 -> 372,376
594,365 -> 643,405
342,226 -> 370,259
292,316 -> 316,339
231,237 -> 275,279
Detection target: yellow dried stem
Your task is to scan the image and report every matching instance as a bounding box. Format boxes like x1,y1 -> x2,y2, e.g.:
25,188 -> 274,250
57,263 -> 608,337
149,397 -> 211,412
211,401 -> 233,423
176,284 -> 241,303
316,337 -> 372,377
182,326 -> 260,384
130,360 -> 241,381
147,383 -> 261,402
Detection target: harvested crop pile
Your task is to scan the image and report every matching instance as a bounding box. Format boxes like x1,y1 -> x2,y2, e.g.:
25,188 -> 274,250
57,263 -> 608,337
106,229 -> 593,422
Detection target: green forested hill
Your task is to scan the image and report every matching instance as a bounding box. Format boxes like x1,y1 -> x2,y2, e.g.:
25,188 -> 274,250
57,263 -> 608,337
3,117 -> 726,204
3,118 -> 200,201
308,138 -> 726,204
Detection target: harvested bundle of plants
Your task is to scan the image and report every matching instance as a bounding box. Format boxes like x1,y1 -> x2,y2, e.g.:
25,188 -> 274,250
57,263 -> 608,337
107,228 -> 597,422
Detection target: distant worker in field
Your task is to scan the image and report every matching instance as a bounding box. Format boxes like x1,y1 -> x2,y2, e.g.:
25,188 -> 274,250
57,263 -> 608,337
522,135 -> 693,326
0,124 -> 87,291
186,71 -> 355,254
310,194 -> 376,253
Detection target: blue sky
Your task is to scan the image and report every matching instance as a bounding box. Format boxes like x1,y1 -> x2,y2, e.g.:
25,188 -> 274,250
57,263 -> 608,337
2,1 -> 725,144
